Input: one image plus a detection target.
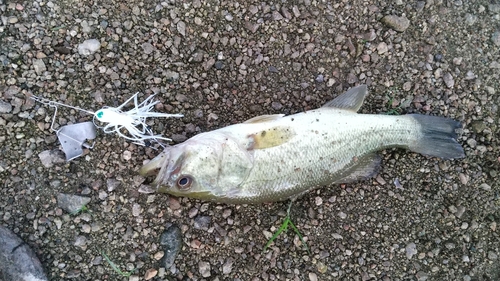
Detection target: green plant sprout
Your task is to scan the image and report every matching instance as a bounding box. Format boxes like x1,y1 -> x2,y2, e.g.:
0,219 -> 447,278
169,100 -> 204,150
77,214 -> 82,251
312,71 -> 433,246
101,251 -> 136,277
385,88 -> 403,115
70,204 -> 92,216
263,202 -> 310,254
51,25 -> 66,31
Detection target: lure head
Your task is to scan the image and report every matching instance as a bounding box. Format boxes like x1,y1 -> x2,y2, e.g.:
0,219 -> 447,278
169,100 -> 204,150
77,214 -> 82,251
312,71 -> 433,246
139,132 -> 254,202
93,108 -> 134,126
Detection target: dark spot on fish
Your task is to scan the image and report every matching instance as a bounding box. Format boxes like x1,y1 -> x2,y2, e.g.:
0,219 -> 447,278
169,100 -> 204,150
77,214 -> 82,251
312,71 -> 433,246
261,131 -> 267,137
352,156 -> 358,162
316,119 -> 319,122
291,118 -> 294,121
294,167 -> 301,172
319,157 -> 324,160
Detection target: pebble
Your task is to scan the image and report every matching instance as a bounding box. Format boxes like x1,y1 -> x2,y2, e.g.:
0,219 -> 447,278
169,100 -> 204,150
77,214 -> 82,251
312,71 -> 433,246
106,178 -> 121,192
488,251 -> 498,260
57,193 -> 91,214
123,151 -> 132,161
0,101 -> 13,113
377,42 -> 388,54
480,183 -> 491,191
38,150 -> 62,168
406,242 -> 417,259
33,59 -> 46,75
309,272 -> 318,281
222,258 -> 233,274
74,235 -> 87,248
194,216 -> 211,229
198,261 -> 211,277
381,15 -> 410,32
491,31 -> 500,46
132,203 -> 142,217
177,21 -> 186,36
160,224 -> 182,269
443,73 -> 454,88
77,39 -> 101,56
144,268 -> 157,280
142,43 -> 155,54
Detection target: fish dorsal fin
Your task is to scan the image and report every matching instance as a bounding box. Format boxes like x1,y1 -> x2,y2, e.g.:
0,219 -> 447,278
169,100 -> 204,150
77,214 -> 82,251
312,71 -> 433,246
322,85 -> 368,112
247,126 -> 295,150
244,114 -> 285,124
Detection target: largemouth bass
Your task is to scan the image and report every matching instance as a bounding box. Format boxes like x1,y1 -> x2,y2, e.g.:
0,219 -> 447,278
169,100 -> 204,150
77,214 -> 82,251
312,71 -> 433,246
140,85 -> 465,204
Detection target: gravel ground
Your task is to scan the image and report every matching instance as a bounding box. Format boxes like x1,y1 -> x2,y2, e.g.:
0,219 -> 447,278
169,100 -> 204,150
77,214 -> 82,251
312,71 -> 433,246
1,0 -> 499,280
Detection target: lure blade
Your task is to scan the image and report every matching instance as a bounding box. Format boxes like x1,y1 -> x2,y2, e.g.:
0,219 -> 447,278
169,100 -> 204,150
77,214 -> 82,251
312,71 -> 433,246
56,122 -> 97,161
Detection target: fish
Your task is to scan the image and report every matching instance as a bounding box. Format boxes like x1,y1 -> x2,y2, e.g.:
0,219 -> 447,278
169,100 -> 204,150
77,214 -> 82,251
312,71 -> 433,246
139,85 -> 465,204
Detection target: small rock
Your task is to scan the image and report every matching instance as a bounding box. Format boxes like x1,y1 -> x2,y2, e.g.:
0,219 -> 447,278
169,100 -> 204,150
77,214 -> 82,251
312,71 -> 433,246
309,272 -> 318,281
480,183 -> 491,191
416,271 -> 429,281
122,150 -> 132,161
406,242 -> 417,259
443,73 -> 454,88
292,62 -> 302,71
160,224 -> 182,269
198,261 -> 211,277
177,21 -> 186,36
38,150 -> 66,168
106,178 -> 121,192
338,212 -> 347,219
132,203 -> 142,217
142,43 -> 155,55
271,102 -> 282,110
222,258 -> 233,274
491,31 -> 500,46
57,193 -> 91,214
214,61 -> 224,69
74,236 -> 87,248
381,15 -> 410,32
465,13 -> 477,25
0,101 -> 13,113
194,216 -> 211,230
488,251 -> 498,260
33,59 -> 46,75
377,42 -> 388,54
78,39 -> 101,56
165,70 -> 179,80
144,269 -> 157,280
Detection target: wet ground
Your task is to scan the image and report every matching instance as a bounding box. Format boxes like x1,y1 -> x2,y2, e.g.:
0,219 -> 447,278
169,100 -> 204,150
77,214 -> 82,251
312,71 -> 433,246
1,0 -> 499,280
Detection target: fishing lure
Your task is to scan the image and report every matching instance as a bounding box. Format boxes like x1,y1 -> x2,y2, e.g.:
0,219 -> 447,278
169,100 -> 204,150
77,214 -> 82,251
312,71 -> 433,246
31,92 -> 183,146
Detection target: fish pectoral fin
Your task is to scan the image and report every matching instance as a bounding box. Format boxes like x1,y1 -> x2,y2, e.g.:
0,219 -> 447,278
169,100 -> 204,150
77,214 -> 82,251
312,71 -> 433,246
333,153 -> 381,184
322,85 -> 367,112
247,126 -> 295,150
243,114 -> 285,124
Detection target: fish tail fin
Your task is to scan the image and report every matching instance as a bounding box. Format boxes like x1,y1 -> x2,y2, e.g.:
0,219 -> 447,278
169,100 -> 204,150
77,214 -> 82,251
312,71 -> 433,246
408,114 -> 465,160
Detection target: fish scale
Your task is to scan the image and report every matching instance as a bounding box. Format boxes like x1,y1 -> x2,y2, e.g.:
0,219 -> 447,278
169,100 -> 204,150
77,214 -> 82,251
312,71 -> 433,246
140,85 -> 465,204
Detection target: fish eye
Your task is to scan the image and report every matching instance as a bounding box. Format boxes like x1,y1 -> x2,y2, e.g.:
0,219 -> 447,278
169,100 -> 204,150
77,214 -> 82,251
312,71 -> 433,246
176,175 -> 193,190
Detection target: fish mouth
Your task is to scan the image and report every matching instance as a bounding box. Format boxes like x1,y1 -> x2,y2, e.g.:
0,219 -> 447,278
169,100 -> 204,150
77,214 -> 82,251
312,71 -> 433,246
138,152 -> 168,178
159,188 -> 217,201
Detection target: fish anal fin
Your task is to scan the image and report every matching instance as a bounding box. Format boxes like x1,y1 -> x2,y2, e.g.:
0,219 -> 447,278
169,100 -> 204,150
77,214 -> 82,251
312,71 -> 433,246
247,126 -> 295,150
322,85 -> 368,112
244,114 -> 285,124
333,153 -> 381,184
